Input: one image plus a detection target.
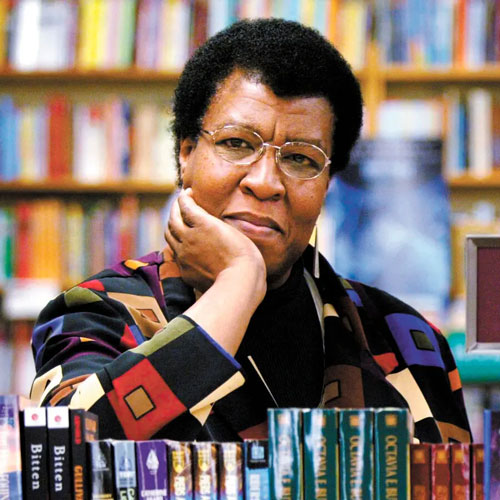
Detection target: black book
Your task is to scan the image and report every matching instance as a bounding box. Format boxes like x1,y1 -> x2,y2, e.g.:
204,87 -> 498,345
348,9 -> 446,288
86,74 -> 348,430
47,406 -> 72,499
21,407 -> 49,499
70,409 -> 99,500
88,440 -> 114,500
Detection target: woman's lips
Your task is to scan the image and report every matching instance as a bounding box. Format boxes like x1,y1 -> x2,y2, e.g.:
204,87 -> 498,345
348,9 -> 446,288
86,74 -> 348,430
223,213 -> 283,237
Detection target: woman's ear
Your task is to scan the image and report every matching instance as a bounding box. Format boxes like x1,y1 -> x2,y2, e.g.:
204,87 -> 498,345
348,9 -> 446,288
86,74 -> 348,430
178,137 -> 196,186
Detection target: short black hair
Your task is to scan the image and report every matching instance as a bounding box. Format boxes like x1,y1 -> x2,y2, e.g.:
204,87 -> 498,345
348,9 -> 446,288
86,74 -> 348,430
173,18 -> 363,177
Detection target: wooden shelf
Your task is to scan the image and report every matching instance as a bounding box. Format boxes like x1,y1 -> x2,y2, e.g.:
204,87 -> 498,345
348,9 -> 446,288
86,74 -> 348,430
448,172 -> 500,189
382,65 -> 500,83
0,68 -> 181,84
0,180 -> 176,195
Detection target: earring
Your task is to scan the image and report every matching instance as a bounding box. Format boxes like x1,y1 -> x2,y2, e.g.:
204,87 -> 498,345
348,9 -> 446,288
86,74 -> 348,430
313,225 -> 320,279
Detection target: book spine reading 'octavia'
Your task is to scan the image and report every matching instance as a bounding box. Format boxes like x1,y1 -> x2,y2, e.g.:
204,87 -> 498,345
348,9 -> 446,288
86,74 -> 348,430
268,408 -> 303,500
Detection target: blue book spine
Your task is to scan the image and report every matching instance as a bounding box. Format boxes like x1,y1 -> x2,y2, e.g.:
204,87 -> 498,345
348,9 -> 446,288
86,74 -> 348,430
244,440 -> 270,500
483,409 -> 500,499
0,395 -> 27,500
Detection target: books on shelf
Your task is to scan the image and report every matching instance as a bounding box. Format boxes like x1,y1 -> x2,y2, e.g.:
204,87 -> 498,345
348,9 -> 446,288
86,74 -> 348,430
0,94 -> 177,185
1,400 -> 497,499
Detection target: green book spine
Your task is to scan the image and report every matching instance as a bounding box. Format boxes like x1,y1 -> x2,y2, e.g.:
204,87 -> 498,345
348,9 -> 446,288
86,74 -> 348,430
374,408 -> 412,500
268,408 -> 303,500
303,408 -> 339,500
339,408 -> 374,500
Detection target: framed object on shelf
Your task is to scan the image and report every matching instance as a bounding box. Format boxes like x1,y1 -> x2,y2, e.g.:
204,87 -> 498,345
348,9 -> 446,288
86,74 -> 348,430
466,235 -> 500,351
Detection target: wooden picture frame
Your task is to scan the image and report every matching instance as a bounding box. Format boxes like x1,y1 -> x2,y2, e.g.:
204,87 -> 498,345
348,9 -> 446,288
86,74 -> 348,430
466,235 -> 500,351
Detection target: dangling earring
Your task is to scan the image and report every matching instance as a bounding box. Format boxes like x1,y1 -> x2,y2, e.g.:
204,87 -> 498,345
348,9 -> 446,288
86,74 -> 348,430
313,225 -> 320,279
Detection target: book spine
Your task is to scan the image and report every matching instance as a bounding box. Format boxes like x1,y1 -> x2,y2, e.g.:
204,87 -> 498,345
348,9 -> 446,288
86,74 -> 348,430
303,408 -> 338,500
338,408 -> 374,500
218,442 -> 243,500
88,439 -> 114,499
431,444 -> 450,500
410,443 -> 431,500
374,408 -> 412,500
192,441 -> 218,500
112,440 -> 137,500
22,407 -> 49,499
136,440 -> 168,500
167,440 -> 193,500
268,408 -> 303,500
470,443 -> 484,500
47,406 -> 72,499
450,443 -> 470,500
483,409 -> 500,499
244,439 -> 270,500
70,408 -> 99,500
0,394 -> 27,499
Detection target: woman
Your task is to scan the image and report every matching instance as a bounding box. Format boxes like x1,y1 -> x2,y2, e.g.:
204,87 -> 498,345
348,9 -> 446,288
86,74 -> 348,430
31,19 -> 470,444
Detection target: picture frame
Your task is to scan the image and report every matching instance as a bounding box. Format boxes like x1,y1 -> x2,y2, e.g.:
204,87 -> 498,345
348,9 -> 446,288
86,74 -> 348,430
466,235 -> 500,351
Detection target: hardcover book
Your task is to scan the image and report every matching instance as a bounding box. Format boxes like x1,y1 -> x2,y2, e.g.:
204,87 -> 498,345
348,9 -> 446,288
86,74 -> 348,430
21,407 -> 49,499
136,440 -> 168,500
47,406 -> 72,498
268,408 -> 303,500
303,408 -> 339,500
70,408 -> 99,500
374,408 -> 412,500
112,440 -> 137,500
484,410 -> 500,499
450,443 -> 470,500
470,443 -> 484,500
192,441 -> 218,500
88,439 -> 114,499
410,443 -> 431,500
218,442 -> 243,500
167,440 -> 193,500
243,439 -> 270,500
430,444 -> 450,500
338,408 -> 374,500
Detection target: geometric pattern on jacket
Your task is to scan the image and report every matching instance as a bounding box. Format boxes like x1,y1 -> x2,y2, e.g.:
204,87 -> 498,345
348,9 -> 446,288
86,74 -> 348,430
30,245 -> 471,443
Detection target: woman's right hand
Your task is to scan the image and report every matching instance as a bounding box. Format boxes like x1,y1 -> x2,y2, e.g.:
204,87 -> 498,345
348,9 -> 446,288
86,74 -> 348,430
165,188 -> 267,298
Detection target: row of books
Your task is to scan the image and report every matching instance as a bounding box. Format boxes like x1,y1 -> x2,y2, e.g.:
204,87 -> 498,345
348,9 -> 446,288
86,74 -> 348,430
2,398 -> 496,499
372,90 -> 500,178
375,0 -> 500,67
5,0 -> 499,73
0,196 -> 169,287
0,95 -> 177,184
2,0 -> 363,72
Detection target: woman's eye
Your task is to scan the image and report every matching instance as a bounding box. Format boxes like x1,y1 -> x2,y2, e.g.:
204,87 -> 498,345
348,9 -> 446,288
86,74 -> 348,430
287,153 -> 313,166
221,138 -> 251,149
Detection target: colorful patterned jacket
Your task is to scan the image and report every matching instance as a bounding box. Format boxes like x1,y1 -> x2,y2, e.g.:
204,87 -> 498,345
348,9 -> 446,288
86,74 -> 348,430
31,246 -> 471,443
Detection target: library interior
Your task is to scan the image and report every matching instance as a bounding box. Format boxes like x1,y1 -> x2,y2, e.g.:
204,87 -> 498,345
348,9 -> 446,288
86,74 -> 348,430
1,0 -> 500,498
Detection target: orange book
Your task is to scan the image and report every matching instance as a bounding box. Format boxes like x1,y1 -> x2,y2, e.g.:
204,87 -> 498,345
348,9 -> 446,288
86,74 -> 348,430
48,95 -> 72,180
454,0 -> 467,66
117,195 -> 139,261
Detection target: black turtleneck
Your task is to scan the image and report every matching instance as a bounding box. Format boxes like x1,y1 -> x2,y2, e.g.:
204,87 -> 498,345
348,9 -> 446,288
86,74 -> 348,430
234,259 -> 324,408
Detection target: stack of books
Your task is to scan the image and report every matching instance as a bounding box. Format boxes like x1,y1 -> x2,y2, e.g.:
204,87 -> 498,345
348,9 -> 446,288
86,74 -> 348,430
1,394 -> 498,499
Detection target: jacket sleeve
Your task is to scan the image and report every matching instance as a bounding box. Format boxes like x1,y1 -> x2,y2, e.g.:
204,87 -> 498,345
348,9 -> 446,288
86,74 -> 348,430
30,273 -> 244,441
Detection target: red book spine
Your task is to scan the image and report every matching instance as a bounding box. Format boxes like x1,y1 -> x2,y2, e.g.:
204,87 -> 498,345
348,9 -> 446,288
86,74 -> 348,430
14,201 -> 31,278
431,444 -> 450,500
450,443 -> 470,500
471,443 -> 484,500
410,443 -> 431,500
48,95 -> 72,180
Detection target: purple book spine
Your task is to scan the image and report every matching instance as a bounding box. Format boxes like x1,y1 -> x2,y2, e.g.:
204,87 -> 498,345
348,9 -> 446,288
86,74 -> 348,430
136,440 -> 168,500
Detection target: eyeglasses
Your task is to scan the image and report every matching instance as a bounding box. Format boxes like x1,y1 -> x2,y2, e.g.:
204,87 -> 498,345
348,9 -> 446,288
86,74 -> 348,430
200,125 -> 331,179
